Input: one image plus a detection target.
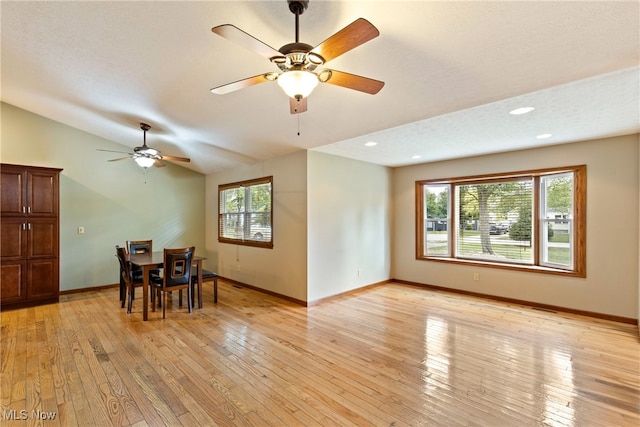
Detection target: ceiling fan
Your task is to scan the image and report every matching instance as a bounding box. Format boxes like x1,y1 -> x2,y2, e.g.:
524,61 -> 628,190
210,0 -> 384,114
98,123 -> 191,169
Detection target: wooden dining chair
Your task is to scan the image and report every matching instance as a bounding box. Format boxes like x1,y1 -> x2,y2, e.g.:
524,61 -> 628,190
126,239 -> 153,254
191,266 -> 219,306
115,245 -> 143,313
150,247 -> 195,319
123,239 -> 160,303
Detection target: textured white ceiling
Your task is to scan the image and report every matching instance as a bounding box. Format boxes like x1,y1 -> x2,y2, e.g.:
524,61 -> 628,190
2,1 -> 639,174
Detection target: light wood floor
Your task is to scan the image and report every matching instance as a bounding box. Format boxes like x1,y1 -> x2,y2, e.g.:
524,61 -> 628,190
1,281 -> 639,426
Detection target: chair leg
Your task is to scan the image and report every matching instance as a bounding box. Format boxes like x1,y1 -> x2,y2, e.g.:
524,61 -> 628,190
192,280 -> 202,308
187,283 -> 193,313
162,291 -> 166,319
214,278 -> 218,304
127,285 -> 134,314
179,290 -> 183,307
190,281 -> 197,308
120,277 -> 125,308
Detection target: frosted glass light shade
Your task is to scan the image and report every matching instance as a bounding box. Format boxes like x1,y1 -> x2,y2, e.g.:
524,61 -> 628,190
277,70 -> 318,99
134,156 -> 156,168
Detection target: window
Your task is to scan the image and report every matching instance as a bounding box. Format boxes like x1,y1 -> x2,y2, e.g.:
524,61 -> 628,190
416,166 -> 586,276
219,176 -> 273,248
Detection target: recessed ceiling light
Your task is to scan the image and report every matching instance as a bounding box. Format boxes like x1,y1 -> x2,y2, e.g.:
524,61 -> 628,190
509,107 -> 535,115
411,155 -> 422,159
365,141 -> 377,147
536,133 -> 552,139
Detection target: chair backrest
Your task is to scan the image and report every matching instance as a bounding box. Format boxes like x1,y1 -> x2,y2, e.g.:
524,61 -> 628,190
163,247 -> 195,288
127,240 -> 152,254
115,245 -> 132,284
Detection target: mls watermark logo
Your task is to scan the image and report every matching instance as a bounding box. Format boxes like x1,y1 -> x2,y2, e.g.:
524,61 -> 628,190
4,409 -> 57,421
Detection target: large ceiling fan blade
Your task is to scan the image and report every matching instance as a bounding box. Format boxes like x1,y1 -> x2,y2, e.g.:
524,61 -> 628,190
161,155 -> 191,163
320,69 -> 384,94
309,18 -> 379,63
107,157 -> 131,162
290,97 -> 307,114
212,24 -> 282,60
211,73 -> 277,95
97,148 -> 131,154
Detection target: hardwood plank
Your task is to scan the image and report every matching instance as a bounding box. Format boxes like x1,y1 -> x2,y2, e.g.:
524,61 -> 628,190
0,310 -> 18,409
1,281 -> 638,426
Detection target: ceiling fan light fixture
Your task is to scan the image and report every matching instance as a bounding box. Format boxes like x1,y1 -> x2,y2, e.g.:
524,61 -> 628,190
277,69 -> 318,99
134,156 -> 156,169
317,69 -> 332,83
307,52 -> 324,65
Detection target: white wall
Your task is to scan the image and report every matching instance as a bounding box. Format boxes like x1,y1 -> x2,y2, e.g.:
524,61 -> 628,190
307,151 -> 392,301
204,150 -> 308,301
393,134 -> 640,319
1,103 -> 206,291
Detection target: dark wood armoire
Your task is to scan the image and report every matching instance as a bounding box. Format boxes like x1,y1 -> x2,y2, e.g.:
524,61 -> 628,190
1,163 -> 62,308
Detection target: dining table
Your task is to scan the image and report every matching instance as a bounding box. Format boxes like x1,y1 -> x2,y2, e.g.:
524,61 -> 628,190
128,251 -> 207,321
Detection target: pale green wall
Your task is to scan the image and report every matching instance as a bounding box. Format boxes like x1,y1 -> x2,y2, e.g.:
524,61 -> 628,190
205,150 -> 309,301
0,103 -> 206,291
307,151 -> 392,301
393,134 -> 640,319
204,150 -> 393,304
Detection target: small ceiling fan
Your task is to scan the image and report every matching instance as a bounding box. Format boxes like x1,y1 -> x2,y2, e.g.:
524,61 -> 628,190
210,0 -> 384,114
98,123 -> 191,169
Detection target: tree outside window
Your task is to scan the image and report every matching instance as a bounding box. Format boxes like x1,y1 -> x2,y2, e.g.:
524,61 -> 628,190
417,166 -> 585,277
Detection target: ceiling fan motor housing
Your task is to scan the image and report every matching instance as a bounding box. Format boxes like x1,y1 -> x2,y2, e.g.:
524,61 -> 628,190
275,42 -> 322,72
288,0 -> 308,15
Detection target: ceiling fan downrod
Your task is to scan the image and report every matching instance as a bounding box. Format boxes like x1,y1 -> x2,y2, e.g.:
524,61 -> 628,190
288,0 -> 308,43
140,122 -> 151,147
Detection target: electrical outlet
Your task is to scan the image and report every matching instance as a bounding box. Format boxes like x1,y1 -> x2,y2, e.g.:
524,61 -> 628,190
473,272 -> 479,281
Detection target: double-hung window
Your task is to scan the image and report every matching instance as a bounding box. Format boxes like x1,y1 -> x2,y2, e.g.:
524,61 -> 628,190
416,166 -> 586,276
218,176 -> 273,248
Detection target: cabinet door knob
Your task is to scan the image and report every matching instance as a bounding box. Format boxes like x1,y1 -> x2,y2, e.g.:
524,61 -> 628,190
22,223 -> 26,230
28,206 -> 31,214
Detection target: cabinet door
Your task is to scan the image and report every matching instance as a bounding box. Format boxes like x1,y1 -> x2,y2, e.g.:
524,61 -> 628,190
27,171 -> 59,216
27,219 -> 58,259
0,218 -> 27,259
27,259 -> 58,300
0,261 -> 27,304
1,168 -> 26,215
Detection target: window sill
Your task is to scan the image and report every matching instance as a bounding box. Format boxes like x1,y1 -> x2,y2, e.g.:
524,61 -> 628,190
418,256 -> 585,278
219,238 -> 273,249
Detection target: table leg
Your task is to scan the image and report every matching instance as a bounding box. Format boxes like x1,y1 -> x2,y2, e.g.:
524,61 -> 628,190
197,260 -> 203,309
143,265 -> 149,321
